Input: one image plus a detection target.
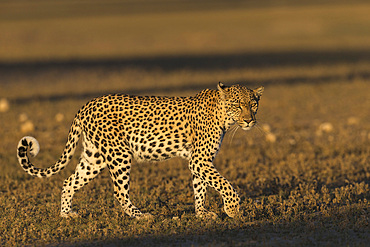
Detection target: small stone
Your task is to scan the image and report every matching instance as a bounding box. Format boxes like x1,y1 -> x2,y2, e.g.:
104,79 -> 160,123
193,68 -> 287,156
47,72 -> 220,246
347,117 -> 360,125
21,120 -> 35,133
55,113 -> 65,122
319,122 -> 334,133
288,138 -> 296,145
0,98 -> 9,112
266,132 -> 276,143
261,123 -> 271,133
19,113 -> 29,122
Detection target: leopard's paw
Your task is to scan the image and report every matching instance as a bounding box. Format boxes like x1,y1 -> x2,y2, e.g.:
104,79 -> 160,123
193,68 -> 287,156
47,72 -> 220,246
61,211 -> 79,218
224,204 -> 240,218
134,213 -> 153,220
196,210 -> 218,219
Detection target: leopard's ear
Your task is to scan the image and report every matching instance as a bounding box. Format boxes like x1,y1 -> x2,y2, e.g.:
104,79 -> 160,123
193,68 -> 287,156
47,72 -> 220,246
217,82 -> 228,99
254,86 -> 264,99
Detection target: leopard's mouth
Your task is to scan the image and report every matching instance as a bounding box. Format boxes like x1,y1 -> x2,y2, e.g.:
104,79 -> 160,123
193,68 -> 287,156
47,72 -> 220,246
240,120 -> 256,130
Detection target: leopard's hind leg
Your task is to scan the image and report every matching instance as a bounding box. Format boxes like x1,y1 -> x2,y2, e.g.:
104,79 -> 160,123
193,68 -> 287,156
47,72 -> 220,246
106,146 -> 151,220
60,134 -> 106,217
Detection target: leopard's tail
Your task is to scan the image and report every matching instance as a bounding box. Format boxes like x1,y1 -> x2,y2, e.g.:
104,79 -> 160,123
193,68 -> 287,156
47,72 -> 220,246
17,119 -> 82,178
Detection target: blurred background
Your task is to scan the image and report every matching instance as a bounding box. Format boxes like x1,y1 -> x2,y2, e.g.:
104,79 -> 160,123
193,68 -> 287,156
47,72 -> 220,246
1,0 -> 370,100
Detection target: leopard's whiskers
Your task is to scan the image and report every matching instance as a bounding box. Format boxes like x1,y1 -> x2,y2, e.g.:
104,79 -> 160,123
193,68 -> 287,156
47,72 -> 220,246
228,124 -> 240,145
254,122 -> 268,136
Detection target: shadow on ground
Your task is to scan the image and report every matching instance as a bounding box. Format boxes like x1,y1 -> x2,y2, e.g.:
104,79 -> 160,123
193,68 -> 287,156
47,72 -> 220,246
2,49 -> 370,72
2,49 -> 370,104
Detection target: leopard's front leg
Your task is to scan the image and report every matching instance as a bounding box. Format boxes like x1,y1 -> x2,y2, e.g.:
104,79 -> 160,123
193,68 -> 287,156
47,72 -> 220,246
189,157 -> 240,218
192,174 -> 217,218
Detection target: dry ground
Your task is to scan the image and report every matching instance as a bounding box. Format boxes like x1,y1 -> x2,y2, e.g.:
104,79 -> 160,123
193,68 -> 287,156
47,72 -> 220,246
0,1 -> 369,246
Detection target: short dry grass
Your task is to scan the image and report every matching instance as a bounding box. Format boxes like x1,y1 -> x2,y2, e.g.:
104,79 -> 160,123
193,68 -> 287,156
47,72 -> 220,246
0,1 -> 369,246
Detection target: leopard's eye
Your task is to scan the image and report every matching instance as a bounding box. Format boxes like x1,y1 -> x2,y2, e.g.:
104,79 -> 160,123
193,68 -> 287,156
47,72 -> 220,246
232,103 -> 241,110
251,102 -> 258,111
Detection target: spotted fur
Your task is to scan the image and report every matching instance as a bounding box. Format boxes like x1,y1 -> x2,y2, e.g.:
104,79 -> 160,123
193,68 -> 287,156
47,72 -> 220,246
17,82 -> 263,219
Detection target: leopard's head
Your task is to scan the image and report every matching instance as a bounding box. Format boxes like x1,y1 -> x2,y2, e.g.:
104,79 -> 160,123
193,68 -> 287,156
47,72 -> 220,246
218,82 -> 264,130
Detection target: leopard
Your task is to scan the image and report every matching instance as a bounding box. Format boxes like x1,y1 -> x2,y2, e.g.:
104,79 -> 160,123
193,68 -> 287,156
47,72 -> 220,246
17,82 -> 263,219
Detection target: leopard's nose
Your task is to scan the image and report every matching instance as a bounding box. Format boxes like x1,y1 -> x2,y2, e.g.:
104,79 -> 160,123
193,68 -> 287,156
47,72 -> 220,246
244,119 -> 256,127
